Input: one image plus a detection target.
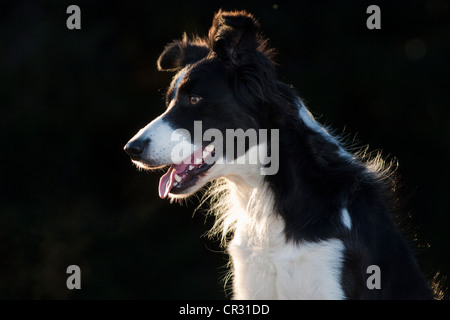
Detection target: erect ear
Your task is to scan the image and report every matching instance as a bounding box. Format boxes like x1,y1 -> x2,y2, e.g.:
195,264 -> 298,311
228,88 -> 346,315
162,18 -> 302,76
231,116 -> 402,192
157,34 -> 209,72
208,10 -> 261,66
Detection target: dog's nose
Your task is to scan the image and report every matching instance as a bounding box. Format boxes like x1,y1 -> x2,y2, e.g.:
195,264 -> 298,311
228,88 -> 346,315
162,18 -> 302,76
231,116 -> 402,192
124,139 -> 148,159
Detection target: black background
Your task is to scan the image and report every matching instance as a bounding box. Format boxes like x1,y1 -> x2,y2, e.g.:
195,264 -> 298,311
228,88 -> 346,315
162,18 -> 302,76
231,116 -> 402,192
1,0 -> 449,299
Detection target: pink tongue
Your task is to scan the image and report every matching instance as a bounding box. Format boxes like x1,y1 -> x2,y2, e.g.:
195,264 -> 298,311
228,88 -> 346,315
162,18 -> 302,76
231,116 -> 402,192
158,149 -> 203,199
158,166 -> 177,199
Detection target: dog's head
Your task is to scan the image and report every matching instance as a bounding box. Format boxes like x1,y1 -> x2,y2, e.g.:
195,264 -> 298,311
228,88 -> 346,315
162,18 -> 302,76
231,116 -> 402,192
124,10 -> 287,199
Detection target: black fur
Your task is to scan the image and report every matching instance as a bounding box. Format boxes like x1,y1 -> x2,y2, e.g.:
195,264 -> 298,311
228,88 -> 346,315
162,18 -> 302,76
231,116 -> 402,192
155,10 -> 434,299
157,34 -> 209,72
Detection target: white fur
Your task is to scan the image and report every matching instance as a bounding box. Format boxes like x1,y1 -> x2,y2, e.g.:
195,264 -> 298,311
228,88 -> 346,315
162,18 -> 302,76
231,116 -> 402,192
133,102 -> 348,300
129,113 -> 194,168
219,176 -> 346,300
298,103 -> 351,160
128,68 -> 192,169
200,144 -> 346,300
172,69 -> 187,98
341,208 -> 352,230
298,104 -> 329,137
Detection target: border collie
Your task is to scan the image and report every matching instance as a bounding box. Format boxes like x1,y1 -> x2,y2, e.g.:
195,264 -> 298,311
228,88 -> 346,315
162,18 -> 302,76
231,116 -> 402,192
124,10 -> 434,299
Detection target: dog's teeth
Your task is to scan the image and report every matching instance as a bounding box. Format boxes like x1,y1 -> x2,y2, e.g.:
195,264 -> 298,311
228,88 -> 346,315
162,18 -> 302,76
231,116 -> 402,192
194,157 -> 202,165
174,174 -> 182,182
189,165 -> 194,170
173,182 -> 178,186
205,144 -> 215,153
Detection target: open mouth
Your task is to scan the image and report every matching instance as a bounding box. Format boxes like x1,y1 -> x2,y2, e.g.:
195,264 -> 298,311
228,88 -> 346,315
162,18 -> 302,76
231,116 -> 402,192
158,144 -> 215,199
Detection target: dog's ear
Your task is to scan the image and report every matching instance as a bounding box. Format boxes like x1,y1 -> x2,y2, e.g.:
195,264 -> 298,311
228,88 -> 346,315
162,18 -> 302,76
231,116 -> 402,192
208,10 -> 263,66
157,34 -> 209,72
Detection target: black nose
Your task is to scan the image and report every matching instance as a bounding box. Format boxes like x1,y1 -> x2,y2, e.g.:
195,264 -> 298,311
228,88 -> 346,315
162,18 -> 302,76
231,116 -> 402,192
124,139 -> 148,159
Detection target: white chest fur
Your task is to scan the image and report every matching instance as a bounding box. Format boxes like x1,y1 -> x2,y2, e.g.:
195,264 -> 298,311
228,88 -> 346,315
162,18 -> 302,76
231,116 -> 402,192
224,186 -> 346,300
211,170 -> 346,300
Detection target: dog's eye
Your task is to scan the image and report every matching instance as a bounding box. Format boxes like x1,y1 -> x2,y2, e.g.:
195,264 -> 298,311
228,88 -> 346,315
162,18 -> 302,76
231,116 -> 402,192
188,96 -> 202,105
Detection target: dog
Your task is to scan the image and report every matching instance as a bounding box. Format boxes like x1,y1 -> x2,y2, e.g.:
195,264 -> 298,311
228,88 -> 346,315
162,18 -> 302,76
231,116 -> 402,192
124,10 -> 434,299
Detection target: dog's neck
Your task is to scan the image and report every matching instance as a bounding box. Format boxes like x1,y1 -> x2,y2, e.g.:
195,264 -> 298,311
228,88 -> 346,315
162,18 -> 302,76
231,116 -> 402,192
208,173 -> 283,248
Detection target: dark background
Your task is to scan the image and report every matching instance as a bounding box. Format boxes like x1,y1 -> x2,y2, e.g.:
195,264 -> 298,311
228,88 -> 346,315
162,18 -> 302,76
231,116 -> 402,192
1,0 -> 449,299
